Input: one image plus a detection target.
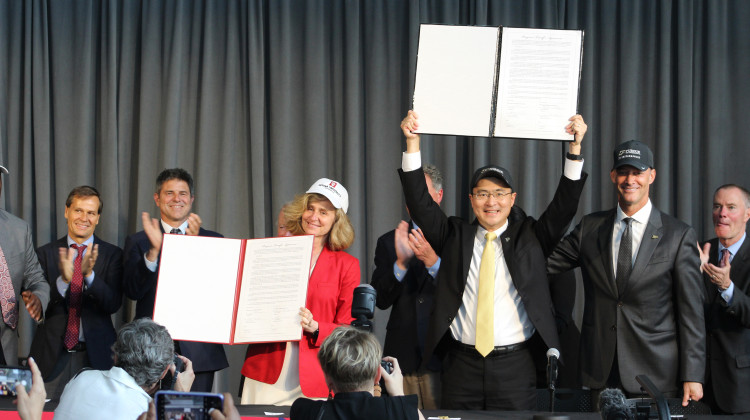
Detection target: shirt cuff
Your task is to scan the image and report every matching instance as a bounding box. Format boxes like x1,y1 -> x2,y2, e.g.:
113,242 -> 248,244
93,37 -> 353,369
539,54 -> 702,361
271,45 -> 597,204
145,253 -> 158,272
720,282 -> 735,304
56,276 -> 69,296
427,257 -> 441,279
84,272 -> 95,288
392,262 -> 407,282
563,157 -> 584,181
402,151 -> 422,172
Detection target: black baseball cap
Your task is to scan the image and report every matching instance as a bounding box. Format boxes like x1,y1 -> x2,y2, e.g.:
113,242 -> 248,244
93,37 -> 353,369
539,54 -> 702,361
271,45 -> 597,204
470,165 -> 514,191
613,140 -> 654,171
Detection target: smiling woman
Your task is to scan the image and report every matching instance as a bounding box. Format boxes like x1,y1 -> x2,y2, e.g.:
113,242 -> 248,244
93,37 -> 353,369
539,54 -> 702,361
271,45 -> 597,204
241,178 -> 360,405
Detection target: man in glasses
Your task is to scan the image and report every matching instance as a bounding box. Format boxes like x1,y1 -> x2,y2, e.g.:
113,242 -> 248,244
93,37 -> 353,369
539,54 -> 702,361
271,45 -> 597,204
398,111 -> 588,410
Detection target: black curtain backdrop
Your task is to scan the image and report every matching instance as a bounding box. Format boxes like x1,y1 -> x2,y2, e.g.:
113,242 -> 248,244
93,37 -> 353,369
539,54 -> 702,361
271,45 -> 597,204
1,0 -> 749,394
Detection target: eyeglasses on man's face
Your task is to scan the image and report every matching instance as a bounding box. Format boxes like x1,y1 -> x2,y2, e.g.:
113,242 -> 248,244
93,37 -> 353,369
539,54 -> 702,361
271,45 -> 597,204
472,190 -> 513,201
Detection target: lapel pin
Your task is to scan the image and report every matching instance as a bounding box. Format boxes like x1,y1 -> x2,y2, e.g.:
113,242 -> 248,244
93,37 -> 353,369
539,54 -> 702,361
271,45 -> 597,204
505,237 -> 510,242
651,235 -> 659,239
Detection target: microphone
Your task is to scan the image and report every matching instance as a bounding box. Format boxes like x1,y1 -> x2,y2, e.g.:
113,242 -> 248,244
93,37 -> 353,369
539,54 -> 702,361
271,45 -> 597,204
599,388 -> 634,420
546,348 -> 560,389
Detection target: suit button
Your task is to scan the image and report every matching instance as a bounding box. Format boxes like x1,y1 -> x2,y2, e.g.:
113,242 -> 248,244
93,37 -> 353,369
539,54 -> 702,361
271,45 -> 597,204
729,310 -> 736,315
617,302 -> 623,307
418,298 -> 424,304
610,325 -> 616,331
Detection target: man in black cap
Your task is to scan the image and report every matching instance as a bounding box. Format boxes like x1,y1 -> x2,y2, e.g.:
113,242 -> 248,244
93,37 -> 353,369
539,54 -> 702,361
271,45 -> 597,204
547,140 -> 705,405
398,111 -> 588,410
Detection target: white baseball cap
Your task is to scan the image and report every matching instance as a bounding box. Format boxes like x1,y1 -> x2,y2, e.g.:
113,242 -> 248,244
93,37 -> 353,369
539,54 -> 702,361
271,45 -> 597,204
306,178 -> 349,213
0,165 -> 7,175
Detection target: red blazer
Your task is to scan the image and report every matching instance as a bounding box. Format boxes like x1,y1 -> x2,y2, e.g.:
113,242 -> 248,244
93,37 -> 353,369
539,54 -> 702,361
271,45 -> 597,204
242,246 -> 360,397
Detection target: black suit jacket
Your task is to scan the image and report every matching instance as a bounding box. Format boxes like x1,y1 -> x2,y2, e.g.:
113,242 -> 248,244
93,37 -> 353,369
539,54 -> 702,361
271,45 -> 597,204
30,235 -> 123,377
400,167 -> 587,370
703,237 -> 750,414
370,224 -> 439,374
123,226 -> 229,372
548,207 -> 706,394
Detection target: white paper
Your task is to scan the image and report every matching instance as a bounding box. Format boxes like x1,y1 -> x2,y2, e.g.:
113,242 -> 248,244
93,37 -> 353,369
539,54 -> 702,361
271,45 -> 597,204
153,235 -> 242,343
233,235 -> 313,343
413,24 -> 500,137
494,27 -> 582,140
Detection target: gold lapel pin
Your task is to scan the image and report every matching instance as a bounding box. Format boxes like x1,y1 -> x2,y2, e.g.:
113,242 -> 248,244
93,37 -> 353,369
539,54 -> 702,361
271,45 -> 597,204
651,235 -> 659,239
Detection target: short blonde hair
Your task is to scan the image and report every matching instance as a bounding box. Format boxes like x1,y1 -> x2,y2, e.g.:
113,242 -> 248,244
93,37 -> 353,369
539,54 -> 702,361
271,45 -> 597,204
318,326 -> 381,393
283,193 -> 355,251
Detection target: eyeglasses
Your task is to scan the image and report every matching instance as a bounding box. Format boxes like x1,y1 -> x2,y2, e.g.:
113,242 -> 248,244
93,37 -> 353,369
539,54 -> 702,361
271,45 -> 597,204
472,191 -> 513,201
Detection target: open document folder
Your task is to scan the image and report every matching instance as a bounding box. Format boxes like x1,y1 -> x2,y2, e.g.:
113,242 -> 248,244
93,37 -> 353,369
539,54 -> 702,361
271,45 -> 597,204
153,234 -> 313,344
412,24 -> 584,141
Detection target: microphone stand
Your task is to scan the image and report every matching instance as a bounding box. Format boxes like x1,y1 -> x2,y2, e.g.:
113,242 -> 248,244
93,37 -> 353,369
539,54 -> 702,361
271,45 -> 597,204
533,355 -> 569,420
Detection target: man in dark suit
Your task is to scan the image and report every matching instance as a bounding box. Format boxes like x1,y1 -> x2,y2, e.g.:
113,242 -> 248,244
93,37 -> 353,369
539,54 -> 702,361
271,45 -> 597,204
398,111 -> 588,410
123,168 -> 228,392
699,184 -> 750,414
547,140 -> 705,406
0,165 -> 50,365
30,186 -> 123,400
371,163 -> 444,409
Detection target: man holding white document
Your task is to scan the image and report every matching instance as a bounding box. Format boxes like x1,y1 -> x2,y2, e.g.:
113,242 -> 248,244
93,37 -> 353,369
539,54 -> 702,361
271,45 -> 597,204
399,111 -> 588,410
123,168 -> 228,392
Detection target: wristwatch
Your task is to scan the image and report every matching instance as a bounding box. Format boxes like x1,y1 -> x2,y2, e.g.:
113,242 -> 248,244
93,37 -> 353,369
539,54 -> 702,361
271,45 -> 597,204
566,152 -> 583,161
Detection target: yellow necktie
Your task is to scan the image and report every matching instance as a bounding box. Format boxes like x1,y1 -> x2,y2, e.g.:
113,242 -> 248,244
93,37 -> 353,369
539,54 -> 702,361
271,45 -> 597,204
476,232 -> 497,357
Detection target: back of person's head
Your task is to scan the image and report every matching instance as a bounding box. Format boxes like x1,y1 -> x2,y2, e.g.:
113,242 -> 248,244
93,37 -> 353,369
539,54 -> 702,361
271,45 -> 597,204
317,326 -> 380,393
112,319 -> 174,388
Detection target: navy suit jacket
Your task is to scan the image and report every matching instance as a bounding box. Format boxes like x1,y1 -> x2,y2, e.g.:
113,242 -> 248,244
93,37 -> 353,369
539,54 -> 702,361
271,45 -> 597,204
123,226 -> 229,372
30,235 -> 123,377
400,167 -> 587,370
703,237 -> 750,413
370,224 -> 439,374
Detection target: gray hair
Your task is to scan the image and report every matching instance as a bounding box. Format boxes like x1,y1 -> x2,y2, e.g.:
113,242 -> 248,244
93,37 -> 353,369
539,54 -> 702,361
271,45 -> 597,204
423,163 -> 444,192
112,319 -> 174,388
317,326 -> 381,393
715,184 -> 750,207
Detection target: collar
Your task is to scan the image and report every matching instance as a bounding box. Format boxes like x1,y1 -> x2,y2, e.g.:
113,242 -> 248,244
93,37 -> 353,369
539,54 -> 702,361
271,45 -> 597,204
161,219 -> 189,234
616,199 -> 652,226
719,232 -> 746,257
476,220 -> 508,242
67,235 -> 95,248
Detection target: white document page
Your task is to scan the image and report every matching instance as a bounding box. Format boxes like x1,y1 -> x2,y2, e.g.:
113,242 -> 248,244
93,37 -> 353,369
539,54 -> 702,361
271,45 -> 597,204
233,235 -> 313,343
412,24 -> 500,137
153,234 -> 243,343
494,27 -> 582,140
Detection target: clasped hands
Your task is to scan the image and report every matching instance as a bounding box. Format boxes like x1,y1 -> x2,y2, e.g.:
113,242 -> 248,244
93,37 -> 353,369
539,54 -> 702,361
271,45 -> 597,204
395,221 -> 437,269
698,242 -> 732,290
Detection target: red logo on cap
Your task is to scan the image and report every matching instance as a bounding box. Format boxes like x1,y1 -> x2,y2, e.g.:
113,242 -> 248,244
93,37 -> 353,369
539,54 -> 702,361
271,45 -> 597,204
329,181 -> 337,188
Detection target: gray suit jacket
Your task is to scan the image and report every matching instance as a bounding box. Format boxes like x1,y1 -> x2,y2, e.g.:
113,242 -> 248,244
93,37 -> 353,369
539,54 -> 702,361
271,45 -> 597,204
0,210 -> 50,364
548,206 -> 705,394
703,237 -> 750,414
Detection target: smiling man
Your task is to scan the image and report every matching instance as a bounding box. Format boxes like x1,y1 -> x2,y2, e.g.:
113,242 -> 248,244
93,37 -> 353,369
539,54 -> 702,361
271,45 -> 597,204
31,186 -> 123,400
123,168 -> 228,392
548,140 -> 706,405
699,184 -> 750,414
398,111 -> 588,410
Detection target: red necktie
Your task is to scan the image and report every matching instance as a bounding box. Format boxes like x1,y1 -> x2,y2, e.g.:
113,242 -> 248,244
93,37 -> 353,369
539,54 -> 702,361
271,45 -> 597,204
0,245 -> 18,329
64,244 -> 87,350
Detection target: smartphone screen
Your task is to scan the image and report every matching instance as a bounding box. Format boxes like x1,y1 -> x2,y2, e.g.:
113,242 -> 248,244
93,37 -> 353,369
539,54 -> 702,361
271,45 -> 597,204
155,390 -> 224,420
0,366 -> 32,396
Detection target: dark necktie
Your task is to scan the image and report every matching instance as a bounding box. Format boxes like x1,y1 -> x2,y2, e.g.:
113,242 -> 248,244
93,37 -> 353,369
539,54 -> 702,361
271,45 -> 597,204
616,218 -> 633,295
719,249 -> 729,267
64,244 -> 87,350
170,228 -> 182,234
0,245 -> 18,329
